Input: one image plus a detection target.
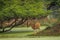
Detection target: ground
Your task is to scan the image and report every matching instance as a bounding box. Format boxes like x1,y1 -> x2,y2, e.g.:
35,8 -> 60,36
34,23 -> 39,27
0,26 -> 60,40
0,26 -> 47,38
0,37 -> 60,40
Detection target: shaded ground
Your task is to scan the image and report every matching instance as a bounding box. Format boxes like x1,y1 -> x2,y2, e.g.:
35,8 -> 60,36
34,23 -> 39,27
31,24 -> 60,36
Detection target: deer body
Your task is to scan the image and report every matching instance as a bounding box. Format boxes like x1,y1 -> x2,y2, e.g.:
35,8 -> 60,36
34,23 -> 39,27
27,20 -> 40,34
31,22 -> 40,30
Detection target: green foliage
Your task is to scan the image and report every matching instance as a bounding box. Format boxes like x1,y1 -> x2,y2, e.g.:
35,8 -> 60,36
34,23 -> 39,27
0,0 -> 53,20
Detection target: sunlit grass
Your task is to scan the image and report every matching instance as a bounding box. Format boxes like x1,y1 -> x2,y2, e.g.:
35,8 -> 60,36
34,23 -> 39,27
0,27 -> 33,38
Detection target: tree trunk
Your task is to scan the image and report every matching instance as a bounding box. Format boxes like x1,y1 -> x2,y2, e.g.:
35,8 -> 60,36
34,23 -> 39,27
3,18 -> 27,32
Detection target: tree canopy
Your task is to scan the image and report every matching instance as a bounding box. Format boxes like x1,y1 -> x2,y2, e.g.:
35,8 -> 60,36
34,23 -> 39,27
0,0 -> 52,20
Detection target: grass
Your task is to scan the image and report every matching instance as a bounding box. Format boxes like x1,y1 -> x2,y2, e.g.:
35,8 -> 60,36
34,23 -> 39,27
0,26 -> 60,40
0,26 -> 60,38
0,32 -> 33,38
0,27 -> 34,38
